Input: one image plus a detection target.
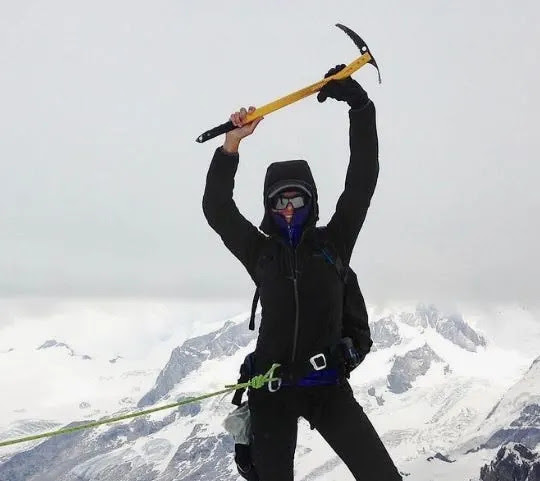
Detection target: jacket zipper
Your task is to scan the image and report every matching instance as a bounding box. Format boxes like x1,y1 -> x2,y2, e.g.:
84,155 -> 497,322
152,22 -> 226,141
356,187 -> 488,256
288,225 -> 300,363
291,251 -> 300,363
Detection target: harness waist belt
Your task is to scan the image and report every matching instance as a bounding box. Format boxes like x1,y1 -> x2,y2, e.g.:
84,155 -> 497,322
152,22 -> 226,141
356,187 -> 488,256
232,347 -> 344,405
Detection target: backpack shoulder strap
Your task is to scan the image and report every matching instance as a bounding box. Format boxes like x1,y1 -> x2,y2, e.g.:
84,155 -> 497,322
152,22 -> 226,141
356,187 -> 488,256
248,237 -> 277,331
314,228 -> 349,284
249,287 -> 259,331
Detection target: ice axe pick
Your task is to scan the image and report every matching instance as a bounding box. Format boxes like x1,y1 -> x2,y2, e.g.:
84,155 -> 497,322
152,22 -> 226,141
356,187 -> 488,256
195,24 -> 381,143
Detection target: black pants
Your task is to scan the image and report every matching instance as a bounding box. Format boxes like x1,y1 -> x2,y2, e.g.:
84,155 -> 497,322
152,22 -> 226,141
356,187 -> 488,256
248,381 -> 402,481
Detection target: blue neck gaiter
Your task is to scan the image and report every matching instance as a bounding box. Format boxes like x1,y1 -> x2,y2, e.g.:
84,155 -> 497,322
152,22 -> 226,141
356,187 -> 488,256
271,205 -> 310,247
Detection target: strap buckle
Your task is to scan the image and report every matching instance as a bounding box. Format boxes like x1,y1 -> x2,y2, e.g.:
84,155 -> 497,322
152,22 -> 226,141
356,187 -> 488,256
309,353 -> 327,371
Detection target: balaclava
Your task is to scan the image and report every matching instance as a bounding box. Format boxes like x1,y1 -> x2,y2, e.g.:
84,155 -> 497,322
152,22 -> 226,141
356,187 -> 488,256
260,160 -> 319,246
270,187 -> 312,247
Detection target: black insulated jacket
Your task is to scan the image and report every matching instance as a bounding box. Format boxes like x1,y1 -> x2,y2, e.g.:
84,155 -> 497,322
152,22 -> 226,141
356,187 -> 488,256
203,101 -> 379,372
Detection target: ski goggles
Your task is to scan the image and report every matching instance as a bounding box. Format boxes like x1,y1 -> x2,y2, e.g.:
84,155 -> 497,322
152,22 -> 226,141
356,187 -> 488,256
271,194 -> 307,210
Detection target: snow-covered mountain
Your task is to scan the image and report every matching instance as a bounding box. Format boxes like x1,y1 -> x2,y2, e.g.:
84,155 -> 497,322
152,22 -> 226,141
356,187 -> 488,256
0,302 -> 538,481
464,356 -> 540,452
375,304 -> 487,352
138,320 -> 256,408
37,339 -> 93,360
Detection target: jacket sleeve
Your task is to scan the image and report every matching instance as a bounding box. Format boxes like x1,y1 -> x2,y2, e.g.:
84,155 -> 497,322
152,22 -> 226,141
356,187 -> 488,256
326,100 -> 379,264
202,147 -> 265,280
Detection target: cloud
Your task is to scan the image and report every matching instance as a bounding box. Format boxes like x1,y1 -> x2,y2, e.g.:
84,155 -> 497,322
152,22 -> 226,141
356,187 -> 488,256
1,1 -> 539,306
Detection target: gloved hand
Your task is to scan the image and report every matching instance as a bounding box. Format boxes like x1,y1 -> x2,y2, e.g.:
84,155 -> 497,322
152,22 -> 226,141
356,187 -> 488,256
317,64 -> 369,109
339,337 -> 366,377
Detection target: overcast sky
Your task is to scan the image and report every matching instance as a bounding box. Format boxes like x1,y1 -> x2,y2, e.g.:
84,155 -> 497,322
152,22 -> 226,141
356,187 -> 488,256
1,0 -> 539,307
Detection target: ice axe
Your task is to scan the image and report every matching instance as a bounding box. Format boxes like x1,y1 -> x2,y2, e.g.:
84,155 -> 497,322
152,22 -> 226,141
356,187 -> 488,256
195,24 -> 381,143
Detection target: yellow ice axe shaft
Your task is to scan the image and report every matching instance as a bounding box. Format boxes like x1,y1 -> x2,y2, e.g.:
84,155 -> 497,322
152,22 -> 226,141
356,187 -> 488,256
195,52 -> 372,144
244,53 -> 372,122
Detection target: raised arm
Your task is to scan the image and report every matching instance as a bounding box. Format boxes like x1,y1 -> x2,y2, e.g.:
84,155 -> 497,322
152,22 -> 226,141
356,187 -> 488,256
318,65 -> 379,264
202,107 -> 265,280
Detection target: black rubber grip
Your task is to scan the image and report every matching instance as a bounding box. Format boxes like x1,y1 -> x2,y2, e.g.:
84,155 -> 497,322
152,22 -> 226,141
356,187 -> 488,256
196,120 -> 235,143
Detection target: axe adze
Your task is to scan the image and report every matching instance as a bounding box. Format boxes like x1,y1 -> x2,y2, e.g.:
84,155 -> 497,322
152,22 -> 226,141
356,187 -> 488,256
196,24 -> 381,144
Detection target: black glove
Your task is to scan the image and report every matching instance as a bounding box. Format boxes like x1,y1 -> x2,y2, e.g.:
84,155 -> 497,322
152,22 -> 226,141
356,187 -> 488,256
339,337 -> 366,377
317,64 -> 369,109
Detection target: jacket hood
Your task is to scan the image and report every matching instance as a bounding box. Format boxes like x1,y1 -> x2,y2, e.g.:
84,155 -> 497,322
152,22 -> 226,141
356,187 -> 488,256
260,159 -> 319,235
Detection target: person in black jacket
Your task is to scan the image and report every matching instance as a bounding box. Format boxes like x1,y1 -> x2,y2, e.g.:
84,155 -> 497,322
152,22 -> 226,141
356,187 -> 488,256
203,66 -> 402,481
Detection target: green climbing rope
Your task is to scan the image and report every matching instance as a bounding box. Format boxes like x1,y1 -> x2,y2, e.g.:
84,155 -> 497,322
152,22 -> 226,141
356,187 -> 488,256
0,363 -> 281,448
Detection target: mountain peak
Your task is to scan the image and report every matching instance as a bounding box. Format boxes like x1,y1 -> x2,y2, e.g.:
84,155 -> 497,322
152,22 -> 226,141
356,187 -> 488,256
372,304 -> 486,352
415,304 -> 486,351
387,343 -> 444,394
137,317 -> 256,408
37,339 -> 75,356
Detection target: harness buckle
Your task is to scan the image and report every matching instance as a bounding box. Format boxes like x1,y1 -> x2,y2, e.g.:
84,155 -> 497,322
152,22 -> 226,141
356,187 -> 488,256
268,377 -> 282,392
309,353 -> 327,371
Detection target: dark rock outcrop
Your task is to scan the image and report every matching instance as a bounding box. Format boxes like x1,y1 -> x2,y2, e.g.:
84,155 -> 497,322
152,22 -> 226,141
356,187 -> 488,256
371,317 -> 401,350
480,443 -> 540,481
426,452 -> 455,463
387,344 -> 444,394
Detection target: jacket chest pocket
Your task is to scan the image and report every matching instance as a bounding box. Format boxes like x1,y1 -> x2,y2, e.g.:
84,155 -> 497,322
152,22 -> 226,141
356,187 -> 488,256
256,250 -> 288,285
300,250 -> 341,282
257,252 -> 297,312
